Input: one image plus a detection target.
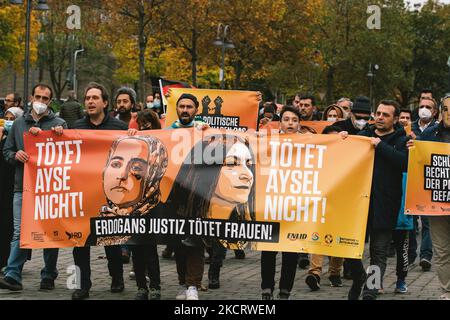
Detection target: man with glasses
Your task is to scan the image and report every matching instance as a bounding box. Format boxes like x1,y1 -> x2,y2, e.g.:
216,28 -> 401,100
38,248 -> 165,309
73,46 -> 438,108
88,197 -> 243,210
1,93 -> 22,118
0,84 -> 66,292
335,96 -> 372,135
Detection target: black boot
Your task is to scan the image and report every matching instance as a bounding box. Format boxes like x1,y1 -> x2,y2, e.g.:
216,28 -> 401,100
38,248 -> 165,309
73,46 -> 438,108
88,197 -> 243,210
208,257 -> 222,289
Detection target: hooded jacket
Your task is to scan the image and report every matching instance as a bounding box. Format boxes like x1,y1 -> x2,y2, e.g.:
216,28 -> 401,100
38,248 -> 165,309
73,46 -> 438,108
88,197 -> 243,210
358,125 -> 409,231
3,111 -> 67,192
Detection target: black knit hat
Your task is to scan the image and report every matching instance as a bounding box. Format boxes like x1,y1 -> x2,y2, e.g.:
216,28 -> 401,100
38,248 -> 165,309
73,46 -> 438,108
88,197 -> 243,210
115,86 -> 137,105
352,96 -> 371,114
177,93 -> 199,108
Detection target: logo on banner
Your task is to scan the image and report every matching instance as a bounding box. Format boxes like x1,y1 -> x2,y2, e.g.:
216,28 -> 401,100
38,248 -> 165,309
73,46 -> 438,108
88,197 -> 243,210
336,236 -> 360,247
200,96 -> 224,116
65,231 -> 82,240
197,95 -> 248,131
325,234 -> 333,244
311,232 -> 320,241
31,232 -> 45,242
287,233 -> 307,241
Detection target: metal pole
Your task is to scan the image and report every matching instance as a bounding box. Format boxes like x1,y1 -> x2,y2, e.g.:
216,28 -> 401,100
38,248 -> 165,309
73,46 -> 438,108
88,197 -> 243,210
23,0 -> 32,110
221,39 -> 225,89
73,48 -> 84,99
447,56 -> 450,92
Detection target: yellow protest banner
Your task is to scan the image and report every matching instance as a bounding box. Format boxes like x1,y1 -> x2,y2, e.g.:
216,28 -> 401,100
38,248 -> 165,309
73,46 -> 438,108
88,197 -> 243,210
405,140 -> 450,216
164,88 -> 259,131
252,133 -> 374,259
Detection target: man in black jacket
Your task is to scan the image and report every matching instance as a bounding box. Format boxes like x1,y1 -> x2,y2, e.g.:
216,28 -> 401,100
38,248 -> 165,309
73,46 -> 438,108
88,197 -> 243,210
335,96 -> 372,135
347,99 -> 409,300
59,91 -> 84,129
68,82 -> 128,300
413,95 -> 450,300
0,84 -> 67,292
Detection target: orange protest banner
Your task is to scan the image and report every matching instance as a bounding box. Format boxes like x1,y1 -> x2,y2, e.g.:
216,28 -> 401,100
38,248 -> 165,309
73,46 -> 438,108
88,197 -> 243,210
405,140 -> 450,216
21,129 -> 374,258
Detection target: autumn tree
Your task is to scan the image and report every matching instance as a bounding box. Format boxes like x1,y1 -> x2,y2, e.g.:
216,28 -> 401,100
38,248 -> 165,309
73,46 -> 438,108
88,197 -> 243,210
158,0 -> 215,87
0,2 -> 39,79
102,0 -> 167,102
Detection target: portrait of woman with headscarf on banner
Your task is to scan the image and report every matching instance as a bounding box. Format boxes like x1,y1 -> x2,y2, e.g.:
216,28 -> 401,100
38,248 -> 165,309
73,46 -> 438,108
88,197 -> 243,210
89,135 -> 168,246
166,133 -> 256,250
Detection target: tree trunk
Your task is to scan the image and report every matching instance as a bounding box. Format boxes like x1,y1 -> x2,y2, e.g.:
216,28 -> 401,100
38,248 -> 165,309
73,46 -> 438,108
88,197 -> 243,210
234,60 -> 243,89
138,4 -> 146,103
191,24 -> 197,87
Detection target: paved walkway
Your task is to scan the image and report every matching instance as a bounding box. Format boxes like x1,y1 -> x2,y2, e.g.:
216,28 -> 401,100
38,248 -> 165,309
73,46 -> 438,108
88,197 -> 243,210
0,239 -> 443,300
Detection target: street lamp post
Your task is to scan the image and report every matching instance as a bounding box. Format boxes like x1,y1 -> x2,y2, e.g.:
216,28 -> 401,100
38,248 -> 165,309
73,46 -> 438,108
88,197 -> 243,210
447,56 -> 450,92
212,24 -> 235,89
10,0 -> 49,110
367,63 -> 379,114
73,47 -> 84,99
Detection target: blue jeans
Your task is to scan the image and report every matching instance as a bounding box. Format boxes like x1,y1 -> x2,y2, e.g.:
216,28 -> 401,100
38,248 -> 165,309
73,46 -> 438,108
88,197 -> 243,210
4,192 -> 59,283
419,216 -> 433,261
409,216 -> 433,263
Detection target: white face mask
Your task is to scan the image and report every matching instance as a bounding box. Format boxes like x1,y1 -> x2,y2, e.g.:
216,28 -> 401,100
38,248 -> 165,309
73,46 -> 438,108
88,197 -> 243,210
146,102 -> 153,109
418,107 -> 432,120
354,119 -> 367,130
32,101 -> 48,115
327,117 -> 337,122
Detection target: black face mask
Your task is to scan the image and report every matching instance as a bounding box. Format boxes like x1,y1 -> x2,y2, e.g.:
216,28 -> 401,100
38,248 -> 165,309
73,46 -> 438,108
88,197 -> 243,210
131,107 -> 138,113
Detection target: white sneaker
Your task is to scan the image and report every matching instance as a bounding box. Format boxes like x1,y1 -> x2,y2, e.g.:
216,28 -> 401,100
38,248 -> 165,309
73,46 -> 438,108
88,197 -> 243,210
440,293 -> 450,300
176,286 -> 187,300
186,286 -> 199,300
129,271 -> 135,280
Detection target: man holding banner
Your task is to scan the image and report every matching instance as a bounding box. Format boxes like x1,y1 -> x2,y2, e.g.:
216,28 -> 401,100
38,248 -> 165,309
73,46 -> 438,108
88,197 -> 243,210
70,82 -> 128,300
0,84 -> 66,292
411,95 -> 450,300
349,100 -> 409,300
167,93 -> 207,301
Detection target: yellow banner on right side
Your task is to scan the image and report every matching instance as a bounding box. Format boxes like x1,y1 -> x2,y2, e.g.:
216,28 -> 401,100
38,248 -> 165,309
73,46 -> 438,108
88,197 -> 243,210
405,140 -> 450,216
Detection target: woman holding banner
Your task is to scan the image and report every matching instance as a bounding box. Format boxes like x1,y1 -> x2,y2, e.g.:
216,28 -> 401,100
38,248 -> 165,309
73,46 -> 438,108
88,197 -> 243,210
166,133 -> 256,299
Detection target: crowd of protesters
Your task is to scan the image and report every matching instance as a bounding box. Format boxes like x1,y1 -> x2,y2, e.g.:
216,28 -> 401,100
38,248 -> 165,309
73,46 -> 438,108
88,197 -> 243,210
0,83 -> 449,301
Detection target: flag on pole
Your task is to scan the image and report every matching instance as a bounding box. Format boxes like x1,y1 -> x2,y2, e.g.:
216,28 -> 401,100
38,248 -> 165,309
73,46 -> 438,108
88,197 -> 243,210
159,78 -> 194,114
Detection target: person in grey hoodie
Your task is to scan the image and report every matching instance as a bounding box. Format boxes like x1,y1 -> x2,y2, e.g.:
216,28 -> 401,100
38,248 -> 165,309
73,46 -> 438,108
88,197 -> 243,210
0,84 -> 67,292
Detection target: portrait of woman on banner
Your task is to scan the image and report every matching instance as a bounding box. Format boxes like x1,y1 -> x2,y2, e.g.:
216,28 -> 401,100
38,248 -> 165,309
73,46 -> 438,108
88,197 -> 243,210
88,135 -> 168,246
166,133 -> 256,250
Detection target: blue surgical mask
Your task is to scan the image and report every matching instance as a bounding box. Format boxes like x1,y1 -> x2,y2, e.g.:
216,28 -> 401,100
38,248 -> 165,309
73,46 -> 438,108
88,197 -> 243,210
4,120 -> 14,132
153,99 -> 161,108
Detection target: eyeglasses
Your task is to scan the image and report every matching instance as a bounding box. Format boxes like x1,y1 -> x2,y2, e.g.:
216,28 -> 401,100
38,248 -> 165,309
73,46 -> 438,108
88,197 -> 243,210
5,99 -> 14,103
